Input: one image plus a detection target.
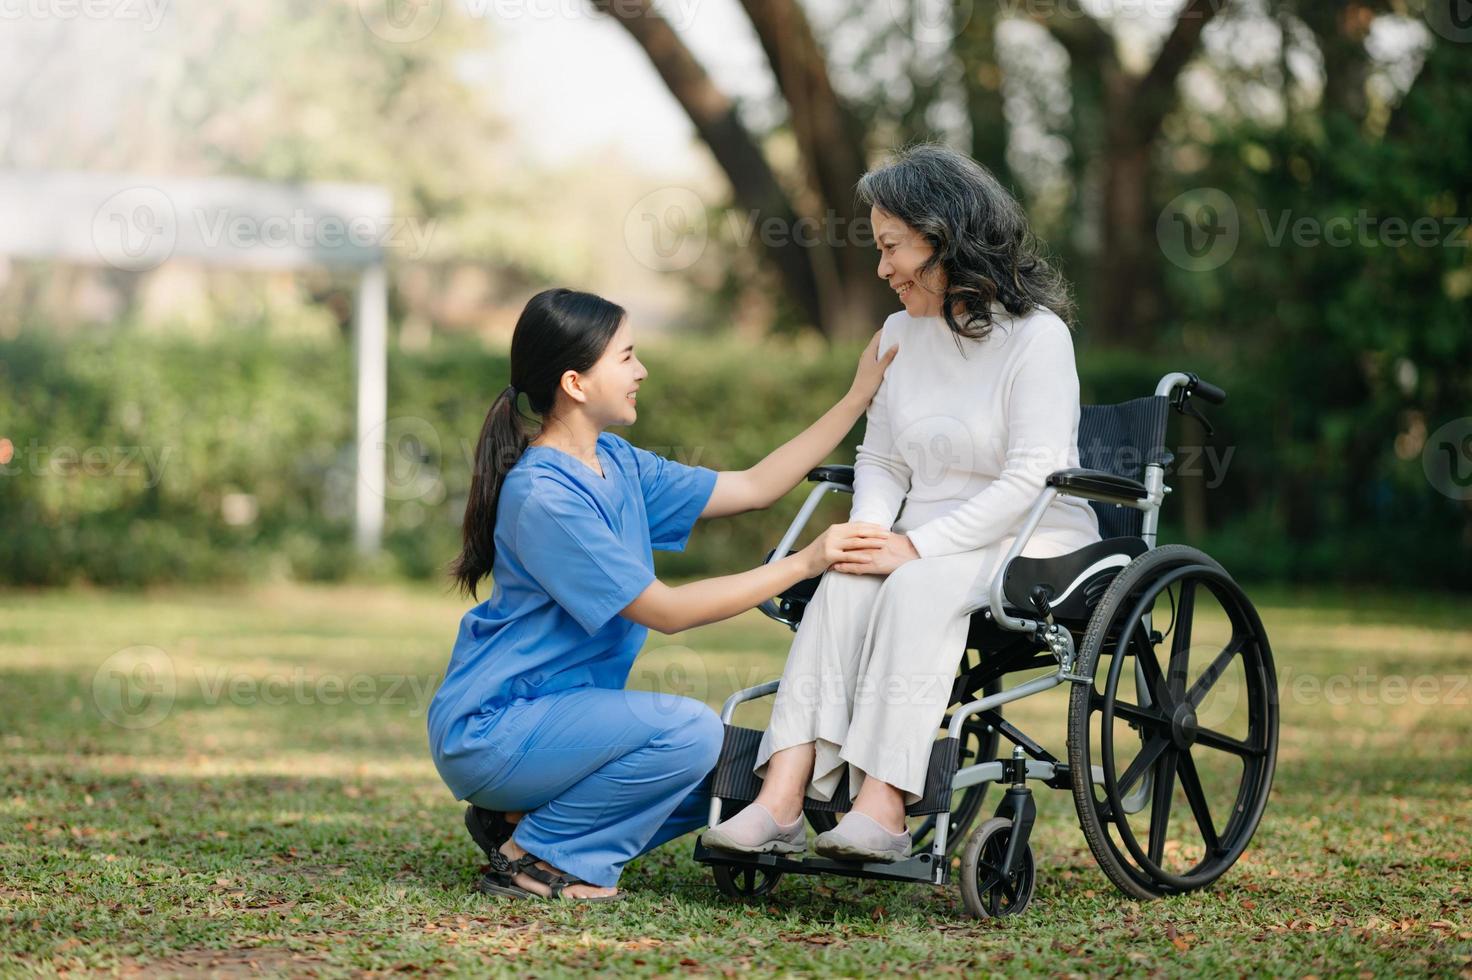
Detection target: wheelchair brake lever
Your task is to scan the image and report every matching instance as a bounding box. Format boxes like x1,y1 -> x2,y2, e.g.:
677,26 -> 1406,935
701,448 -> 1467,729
1179,395 -> 1215,439
1029,585 -> 1055,626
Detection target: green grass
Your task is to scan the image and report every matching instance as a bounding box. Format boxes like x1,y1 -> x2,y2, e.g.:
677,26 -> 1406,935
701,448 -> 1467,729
2,581 -> 1469,976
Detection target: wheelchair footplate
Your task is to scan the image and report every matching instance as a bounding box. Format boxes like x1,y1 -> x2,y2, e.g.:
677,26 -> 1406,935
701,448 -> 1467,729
693,725 -> 961,889
693,838 -> 943,885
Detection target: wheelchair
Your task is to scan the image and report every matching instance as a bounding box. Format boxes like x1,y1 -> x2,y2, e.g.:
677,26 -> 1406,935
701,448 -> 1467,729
694,371 -> 1279,917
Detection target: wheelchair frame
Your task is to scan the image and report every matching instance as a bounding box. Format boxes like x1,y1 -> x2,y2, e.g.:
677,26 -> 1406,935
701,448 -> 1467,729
698,371 -> 1222,897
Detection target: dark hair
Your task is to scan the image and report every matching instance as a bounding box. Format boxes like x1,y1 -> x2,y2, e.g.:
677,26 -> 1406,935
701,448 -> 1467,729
857,142 -> 1075,343
449,287 -> 626,599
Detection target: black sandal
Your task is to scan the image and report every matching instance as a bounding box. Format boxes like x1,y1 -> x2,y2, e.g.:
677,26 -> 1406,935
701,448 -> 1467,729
476,848 -> 624,904
463,805 -> 515,863
476,848 -> 543,899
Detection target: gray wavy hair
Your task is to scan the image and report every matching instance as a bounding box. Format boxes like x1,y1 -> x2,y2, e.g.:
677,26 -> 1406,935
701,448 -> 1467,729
857,143 -> 1075,342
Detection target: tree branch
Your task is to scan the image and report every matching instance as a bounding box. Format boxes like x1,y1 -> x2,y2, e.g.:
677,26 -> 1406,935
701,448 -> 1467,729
1029,5 -> 1116,74
1132,0 -> 1229,141
734,0 -> 867,217
589,0 -> 823,326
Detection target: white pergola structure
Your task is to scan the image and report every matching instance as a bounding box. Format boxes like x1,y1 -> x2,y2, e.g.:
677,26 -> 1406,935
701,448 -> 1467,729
0,170 -> 393,553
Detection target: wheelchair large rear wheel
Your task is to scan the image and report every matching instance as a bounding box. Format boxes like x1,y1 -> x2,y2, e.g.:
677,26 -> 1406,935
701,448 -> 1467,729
1067,545 -> 1277,901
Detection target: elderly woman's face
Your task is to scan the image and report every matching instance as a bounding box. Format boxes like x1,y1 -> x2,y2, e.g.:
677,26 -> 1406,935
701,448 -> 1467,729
872,207 -> 945,318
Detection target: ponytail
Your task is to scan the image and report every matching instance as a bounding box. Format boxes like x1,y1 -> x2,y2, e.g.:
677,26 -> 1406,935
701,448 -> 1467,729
448,287 -> 626,599
450,383 -> 529,598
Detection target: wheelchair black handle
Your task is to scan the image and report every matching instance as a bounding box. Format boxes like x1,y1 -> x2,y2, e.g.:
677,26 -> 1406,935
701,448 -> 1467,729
806,464 -> 855,486
1187,373 -> 1227,405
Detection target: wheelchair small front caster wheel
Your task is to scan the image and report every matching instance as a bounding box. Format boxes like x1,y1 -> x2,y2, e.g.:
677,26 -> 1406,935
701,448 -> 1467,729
712,864 -> 783,901
960,817 -> 1036,918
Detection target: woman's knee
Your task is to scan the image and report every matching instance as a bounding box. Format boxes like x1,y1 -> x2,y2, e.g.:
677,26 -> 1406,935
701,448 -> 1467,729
872,559 -> 931,610
691,705 -> 725,771
884,556 -> 935,589
654,696 -> 724,771
807,570 -> 882,614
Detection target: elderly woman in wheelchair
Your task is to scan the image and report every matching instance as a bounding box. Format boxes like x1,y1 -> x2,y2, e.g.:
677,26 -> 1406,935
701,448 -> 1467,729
698,145 -> 1278,917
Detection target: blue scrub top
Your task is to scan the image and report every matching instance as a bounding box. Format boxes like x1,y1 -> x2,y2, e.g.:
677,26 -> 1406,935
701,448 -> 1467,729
428,430 -> 719,800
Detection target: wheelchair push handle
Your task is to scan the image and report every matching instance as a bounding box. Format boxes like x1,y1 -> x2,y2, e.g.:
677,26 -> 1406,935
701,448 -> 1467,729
1186,373 -> 1227,405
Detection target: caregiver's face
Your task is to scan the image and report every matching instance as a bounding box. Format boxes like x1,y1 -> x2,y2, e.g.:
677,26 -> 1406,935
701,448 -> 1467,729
580,316 -> 647,427
872,206 -> 945,318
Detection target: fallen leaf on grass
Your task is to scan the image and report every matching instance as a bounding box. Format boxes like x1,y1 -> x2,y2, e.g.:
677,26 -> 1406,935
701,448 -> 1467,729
622,938 -> 663,951
779,932 -> 836,947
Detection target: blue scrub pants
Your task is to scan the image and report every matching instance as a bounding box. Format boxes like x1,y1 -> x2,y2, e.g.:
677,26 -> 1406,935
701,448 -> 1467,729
464,687 -> 724,888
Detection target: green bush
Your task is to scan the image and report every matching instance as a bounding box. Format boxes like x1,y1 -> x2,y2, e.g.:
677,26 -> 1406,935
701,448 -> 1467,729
0,325 -> 1465,590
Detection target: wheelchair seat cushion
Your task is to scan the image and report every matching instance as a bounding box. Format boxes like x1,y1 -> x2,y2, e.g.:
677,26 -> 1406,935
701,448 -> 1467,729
771,536 -> 1148,628
1001,536 -> 1148,622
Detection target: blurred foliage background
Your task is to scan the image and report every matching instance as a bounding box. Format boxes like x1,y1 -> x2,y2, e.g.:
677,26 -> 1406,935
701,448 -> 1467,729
2,320 -> 1466,590
0,0 -> 1467,591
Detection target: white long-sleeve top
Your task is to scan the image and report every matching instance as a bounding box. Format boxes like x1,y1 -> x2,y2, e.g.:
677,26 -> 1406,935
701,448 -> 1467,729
850,306 -> 1101,558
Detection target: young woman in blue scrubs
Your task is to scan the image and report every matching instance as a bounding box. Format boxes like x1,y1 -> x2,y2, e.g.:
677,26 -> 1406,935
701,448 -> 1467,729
428,287 -> 895,901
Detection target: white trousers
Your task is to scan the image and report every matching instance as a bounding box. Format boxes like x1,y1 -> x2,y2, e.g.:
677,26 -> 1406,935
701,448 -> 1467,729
754,529 -> 1087,805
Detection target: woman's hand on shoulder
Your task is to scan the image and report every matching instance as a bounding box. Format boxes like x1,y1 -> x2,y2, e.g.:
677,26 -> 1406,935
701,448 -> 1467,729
831,531 -> 919,575
847,330 -> 898,407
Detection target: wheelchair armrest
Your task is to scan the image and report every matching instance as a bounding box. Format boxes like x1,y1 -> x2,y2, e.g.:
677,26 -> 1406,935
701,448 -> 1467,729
1045,467 -> 1148,504
807,464 -> 854,486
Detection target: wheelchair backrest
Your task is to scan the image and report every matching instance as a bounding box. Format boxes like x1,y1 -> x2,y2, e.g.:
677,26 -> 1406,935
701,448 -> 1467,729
1076,396 -> 1172,538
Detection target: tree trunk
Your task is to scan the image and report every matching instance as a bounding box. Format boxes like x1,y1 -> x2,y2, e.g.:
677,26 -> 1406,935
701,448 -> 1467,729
736,0 -> 888,340
595,0 -> 887,340
591,0 -> 829,333
1039,0 -> 1225,346
1096,78 -> 1154,345
956,5 -> 1013,192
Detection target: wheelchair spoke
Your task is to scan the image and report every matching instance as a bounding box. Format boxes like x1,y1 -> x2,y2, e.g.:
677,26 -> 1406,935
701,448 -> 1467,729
1130,621 -> 1175,712
1166,580 -> 1196,702
1194,725 -> 1265,758
1146,748 -> 1179,866
1176,750 -> 1220,854
977,859 -> 1009,909
1105,698 -> 1170,731
1117,734 -> 1170,799
1185,633 -> 1246,708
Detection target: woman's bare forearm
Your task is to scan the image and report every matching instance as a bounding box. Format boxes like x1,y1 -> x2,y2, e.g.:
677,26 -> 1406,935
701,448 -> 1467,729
622,553 -> 816,634
742,392 -> 867,508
